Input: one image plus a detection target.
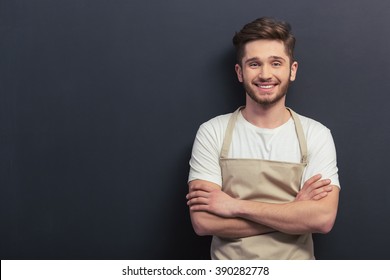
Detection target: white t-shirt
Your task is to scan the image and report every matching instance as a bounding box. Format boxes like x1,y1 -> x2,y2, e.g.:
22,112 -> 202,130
188,110 -> 340,189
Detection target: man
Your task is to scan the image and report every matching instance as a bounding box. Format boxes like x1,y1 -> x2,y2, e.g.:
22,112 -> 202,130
186,17 -> 340,259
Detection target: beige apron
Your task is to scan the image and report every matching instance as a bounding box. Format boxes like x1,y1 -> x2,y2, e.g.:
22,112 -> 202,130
211,107 -> 314,260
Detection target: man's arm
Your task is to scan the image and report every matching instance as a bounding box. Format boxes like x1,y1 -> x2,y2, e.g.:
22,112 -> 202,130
188,174 -> 334,238
188,180 -> 275,239
236,188 -> 339,234
188,181 -> 339,235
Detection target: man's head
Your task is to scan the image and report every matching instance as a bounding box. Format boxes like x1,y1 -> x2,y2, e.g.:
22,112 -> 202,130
232,18 -> 298,107
233,17 -> 296,66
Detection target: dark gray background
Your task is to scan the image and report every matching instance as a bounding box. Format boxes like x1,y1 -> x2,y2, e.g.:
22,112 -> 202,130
1,0 -> 390,259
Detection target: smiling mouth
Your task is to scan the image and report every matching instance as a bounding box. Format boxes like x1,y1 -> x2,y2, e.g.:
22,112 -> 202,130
259,85 -> 274,89
254,83 -> 277,90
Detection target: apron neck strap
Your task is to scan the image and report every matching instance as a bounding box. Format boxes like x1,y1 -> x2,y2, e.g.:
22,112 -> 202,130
220,106 -> 308,164
220,106 -> 243,159
286,108 -> 308,164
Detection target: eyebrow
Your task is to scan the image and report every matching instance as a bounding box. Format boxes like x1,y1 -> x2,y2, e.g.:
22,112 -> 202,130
244,56 -> 287,64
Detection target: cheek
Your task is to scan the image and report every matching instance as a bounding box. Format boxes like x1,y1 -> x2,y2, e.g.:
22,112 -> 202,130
240,70 -> 256,82
278,70 -> 294,82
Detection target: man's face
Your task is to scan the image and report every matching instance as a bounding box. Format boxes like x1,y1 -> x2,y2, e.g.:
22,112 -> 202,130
235,39 -> 298,107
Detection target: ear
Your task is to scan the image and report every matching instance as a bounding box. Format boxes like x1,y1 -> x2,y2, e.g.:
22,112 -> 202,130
235,64 -> 243,82
290,61 -> 298,82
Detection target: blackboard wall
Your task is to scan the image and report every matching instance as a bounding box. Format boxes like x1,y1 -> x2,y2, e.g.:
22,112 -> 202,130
1,0 -> 390,259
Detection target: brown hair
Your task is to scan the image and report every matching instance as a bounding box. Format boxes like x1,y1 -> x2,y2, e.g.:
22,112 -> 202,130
232,17 -> 296,65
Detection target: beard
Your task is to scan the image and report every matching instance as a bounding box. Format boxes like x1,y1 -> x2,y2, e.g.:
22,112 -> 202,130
243,80 -> 290,106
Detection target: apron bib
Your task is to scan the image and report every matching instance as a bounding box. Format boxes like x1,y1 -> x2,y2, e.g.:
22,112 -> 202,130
211,107 -> 314,260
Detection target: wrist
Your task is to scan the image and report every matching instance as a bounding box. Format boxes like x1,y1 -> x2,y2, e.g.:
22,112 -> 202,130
232,199 -> 246,218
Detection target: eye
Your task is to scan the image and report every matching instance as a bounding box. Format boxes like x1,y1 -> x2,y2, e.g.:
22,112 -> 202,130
272,61 -> 282,67
249,62 -> 260,68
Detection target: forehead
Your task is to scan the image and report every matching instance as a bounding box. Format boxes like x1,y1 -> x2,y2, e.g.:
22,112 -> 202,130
242,39 -> 289,61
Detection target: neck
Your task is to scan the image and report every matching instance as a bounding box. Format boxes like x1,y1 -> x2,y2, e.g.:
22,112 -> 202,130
242,99 -> 291,129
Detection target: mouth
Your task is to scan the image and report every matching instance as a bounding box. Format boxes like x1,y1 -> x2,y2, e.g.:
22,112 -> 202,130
254,82 -> 278,92
259,85 -> 274,89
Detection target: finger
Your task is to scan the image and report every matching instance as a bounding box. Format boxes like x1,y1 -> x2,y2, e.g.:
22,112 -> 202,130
324,185 -> 333,192
187,197 -> 208,206
306,179 -> 331,194
186,190 -> 209,200
310,185 -> 333,197
312,191 -> 329,201
314,179 -> 331,190
189,204 -> 209,212
302,174 -> 322,190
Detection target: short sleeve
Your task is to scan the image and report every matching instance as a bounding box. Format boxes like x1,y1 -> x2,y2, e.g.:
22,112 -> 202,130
303,126 -> 340,189
188,118 -> 227,186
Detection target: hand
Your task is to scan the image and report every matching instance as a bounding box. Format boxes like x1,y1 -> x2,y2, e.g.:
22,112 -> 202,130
295,174 -> 333,201
186,183 -> 237,218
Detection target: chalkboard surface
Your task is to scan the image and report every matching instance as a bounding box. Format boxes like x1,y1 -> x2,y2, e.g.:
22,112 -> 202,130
1,0 -> 390,259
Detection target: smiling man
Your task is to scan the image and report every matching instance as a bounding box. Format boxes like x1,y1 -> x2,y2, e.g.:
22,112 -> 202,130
186,17 -> 340,260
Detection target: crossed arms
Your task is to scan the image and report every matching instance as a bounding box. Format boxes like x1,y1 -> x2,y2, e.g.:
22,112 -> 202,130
187,174 -> 339,239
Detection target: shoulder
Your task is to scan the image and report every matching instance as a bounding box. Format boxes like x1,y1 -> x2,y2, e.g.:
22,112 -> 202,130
294,111 -> 331,137
293,111 -> 340,188
189,112 -> 233,185
191,112 -> 233,156
293,111 -> 337,157
197,112 -> 232,139
293,111 -> 336,153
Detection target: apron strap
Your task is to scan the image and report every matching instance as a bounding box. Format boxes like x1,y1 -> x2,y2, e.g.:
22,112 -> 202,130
220,106 -> 308,164
220,106 -> 244,159
287,108 -> 308,164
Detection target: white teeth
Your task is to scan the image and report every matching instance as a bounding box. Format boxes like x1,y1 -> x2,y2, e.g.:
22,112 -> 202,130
259,85 -> 273,89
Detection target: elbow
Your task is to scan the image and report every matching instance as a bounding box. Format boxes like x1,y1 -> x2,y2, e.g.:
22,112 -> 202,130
190,211 -> 213,236
314,213 -> 337,234
193,222 -> 209,236
316,220 -> 334,234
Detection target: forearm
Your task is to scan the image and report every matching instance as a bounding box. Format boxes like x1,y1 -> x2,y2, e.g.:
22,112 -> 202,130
190,210 -> 275,239
234,187 -> 339,235
188,179 -> 274,238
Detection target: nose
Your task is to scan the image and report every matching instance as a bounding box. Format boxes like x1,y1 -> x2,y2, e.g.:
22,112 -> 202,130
258,65 -> 272,80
